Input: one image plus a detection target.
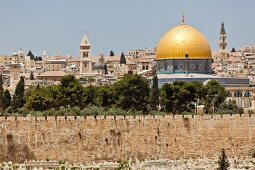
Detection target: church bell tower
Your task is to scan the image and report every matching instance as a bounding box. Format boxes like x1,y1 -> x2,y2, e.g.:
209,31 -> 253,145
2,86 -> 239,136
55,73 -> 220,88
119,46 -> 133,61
79,33 -> 92,74
219,22 -> 227,56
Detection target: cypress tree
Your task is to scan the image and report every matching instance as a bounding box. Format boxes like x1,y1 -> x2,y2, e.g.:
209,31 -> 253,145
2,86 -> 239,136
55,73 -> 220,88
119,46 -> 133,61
13,76 -> 25,110
120,52 -> 126,65
30,71 -> 34,80
217,149 -> 230,170
110,51 -> 115,56
150,75 -> 159,110
0,74 -> 3,112
104,64 -> 108,75
3,89 -> 11,110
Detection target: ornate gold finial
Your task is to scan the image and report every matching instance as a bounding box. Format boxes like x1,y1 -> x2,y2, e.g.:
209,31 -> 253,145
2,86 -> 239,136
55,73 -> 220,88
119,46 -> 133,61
181,14 -> 185,24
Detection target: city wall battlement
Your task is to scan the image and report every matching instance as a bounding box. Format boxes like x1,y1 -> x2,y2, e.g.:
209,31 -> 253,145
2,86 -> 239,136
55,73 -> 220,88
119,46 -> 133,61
0,114 -> 255,163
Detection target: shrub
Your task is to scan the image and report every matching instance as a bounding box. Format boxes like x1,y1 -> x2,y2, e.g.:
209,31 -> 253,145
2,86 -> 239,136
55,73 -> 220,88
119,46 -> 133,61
248,110 -> 255,115
80,105 -> 105,116
5,106 -> 13,114
182,111 -> 195,115
237,107 -> 244,115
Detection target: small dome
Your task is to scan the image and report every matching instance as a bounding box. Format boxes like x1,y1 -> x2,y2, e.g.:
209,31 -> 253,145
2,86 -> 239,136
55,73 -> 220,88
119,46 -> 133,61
156,23 -> 211,60
92,63 -> 105,70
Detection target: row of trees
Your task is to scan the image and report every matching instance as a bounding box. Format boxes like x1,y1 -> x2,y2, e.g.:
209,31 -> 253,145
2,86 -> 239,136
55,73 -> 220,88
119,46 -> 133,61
24,74 -> 233,115
0,75 -> 22,113
0,73 -> 238,115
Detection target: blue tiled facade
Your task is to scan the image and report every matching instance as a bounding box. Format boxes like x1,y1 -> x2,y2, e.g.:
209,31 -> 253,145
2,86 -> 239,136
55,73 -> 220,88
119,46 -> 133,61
156,59 -> 212,74
157,77 -> 250,88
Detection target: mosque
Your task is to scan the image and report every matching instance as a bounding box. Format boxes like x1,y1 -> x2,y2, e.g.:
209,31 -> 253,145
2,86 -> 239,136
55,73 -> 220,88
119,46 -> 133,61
155,16 -> 255,109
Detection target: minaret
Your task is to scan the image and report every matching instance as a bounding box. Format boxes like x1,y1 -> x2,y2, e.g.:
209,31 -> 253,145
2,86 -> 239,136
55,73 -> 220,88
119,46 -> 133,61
219,22 -> 227,55
79,33 -> 92,74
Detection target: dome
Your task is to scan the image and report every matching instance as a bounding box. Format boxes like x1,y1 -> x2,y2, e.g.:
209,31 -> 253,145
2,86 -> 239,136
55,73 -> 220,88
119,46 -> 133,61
92,63 -> 105,70
156,23 -> 211,60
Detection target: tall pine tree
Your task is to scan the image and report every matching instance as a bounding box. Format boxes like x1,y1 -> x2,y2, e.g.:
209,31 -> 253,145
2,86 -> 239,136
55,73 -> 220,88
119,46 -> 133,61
13,76 -> 25,110
3,89 -> 11,110
150,75 -> 159,110
0,74 -> 3,112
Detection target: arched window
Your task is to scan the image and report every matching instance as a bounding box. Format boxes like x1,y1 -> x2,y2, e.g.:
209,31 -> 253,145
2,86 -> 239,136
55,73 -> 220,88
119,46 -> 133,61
146,65 -> 149,70
234,91 -> 242,97
244,91 -> 251,97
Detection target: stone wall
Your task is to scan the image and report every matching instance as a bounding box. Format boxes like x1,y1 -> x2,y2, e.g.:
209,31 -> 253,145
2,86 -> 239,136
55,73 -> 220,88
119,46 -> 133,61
0,114 -> 255,163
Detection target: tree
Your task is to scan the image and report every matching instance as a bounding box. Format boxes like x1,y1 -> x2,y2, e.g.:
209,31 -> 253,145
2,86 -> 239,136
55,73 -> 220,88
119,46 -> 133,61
231,47 -> 236,52
217,149 -> 230,170
58,75 -> 85,108
203,80 -> 228,114
12,76 -> 25,110
0,74 -> 3,112
3,90 -> 11,110
113,74 -> 150,112
160,81 -> 199,114
150,75 -> 159,110
160,83 -> 174,113
120,52 -> 126,65
110,51 -> 115,56
27,50 -> 35,60
82,85 -> 97,107
104,64 -> 108,75
217,100 -> 238,114
94,85 -> 114,108
25,86 -> 58,111
30,71 -> 34,80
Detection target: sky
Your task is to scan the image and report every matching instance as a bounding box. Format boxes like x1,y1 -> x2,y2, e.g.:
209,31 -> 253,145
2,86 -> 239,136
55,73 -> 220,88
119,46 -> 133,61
0,0 -> 254,57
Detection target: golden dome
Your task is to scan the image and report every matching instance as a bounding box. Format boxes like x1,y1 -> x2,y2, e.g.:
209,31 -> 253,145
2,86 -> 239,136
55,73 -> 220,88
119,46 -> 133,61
156,23 -> 211,60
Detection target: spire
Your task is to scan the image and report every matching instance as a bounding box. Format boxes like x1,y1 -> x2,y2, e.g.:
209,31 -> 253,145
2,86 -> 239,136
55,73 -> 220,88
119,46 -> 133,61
220,22 -> 226,35
181,14 -> 185,24
18,48 -> 24,55
42,49 -> 47,56
80,33 -> 91,46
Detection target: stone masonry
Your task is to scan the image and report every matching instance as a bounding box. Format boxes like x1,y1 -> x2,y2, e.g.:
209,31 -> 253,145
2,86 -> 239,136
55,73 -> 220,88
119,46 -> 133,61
0,114 -> 255,163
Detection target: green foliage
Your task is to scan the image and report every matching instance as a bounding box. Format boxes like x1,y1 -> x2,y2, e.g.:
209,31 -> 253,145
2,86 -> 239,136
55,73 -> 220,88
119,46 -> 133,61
115,160 -> 130,170
203,80 -> 228,114
113,74 -> 150,112
20,75 -> 234,116
83,85 -> 97,106
5,106 -> 13,114
58,75 -> 85,108
12,76 -> 25,110
120,52 -> 126,64
3,90 -> 11,110
94,85 -> 114,108
25,86 -> 58,111
217,100 -> 238,115
160,81 -> 199,114
80,105 -> 105,116
248,110 -> 255,115
217,149 -> 230,170
150,75 -> 159,110
110,51 -> 115,56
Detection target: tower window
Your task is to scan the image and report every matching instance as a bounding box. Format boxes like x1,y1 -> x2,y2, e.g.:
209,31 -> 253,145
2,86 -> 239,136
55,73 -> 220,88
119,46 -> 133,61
83,53 -> 88,57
